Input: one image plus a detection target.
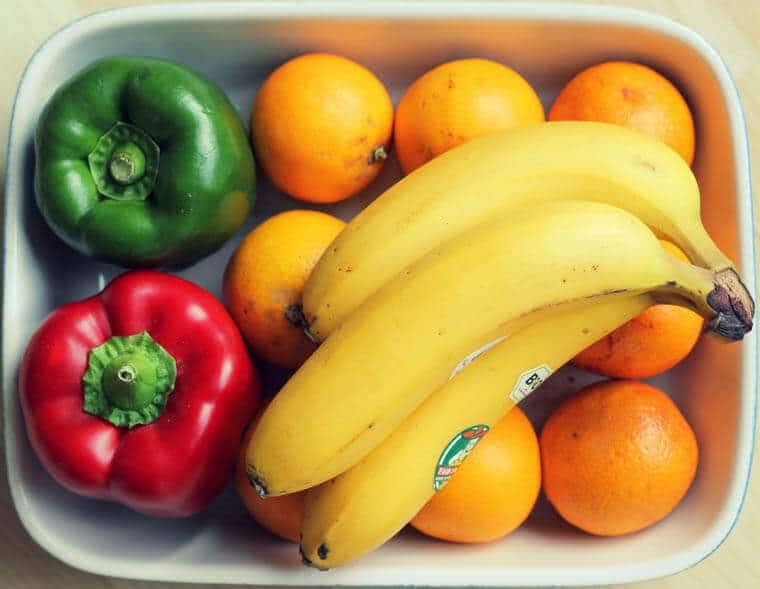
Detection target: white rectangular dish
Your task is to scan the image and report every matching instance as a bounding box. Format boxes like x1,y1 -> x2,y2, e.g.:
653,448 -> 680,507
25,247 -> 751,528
3,2 -> 756,586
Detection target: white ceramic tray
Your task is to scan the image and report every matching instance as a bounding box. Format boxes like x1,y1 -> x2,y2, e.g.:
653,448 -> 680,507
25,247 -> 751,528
3,2 -> 756,586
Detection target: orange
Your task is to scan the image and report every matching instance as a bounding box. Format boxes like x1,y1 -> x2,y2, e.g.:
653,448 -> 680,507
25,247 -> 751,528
394,58 -> 545,174
252,53 -> 393,203
235,410 -> 305,542
223,210 -> 345,368
574,240 -> 704,378
410,407 -> 541,543
549,61 -> 695,165
540,380 -> 699,536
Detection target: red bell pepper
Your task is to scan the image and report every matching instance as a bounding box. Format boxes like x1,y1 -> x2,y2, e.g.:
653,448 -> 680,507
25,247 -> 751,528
19,270 -> 260,517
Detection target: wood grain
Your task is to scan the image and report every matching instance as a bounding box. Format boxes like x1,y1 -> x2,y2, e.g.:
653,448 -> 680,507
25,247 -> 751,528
1,1 -> 758,588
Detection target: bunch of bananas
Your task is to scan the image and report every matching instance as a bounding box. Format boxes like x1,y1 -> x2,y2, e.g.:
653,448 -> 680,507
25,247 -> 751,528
244,121 -> 754,569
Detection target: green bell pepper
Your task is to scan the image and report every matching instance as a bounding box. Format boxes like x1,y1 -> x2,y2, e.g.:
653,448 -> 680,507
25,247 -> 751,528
34,56 -> 255,268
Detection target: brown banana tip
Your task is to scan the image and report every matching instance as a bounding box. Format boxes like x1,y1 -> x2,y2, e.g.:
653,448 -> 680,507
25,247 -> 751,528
299,545 -> 329,570
707,269 -> 755,341
285,304 -> 321,345
285,304 -> 307,327
246,467 -> 268,498
299,545 -> 315,567
303,324 -> 320,345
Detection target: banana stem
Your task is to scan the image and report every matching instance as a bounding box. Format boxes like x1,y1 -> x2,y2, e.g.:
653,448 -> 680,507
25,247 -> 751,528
675,225 -> 734,270
708,268 -> 755,340
658,258 -> 753,341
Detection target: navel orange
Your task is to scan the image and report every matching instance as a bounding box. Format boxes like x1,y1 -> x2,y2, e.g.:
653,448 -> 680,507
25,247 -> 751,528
394,58 -> 545,174
540,380 -> 699,536
549,61 -> 695,165
223,210 -> 345,368
411,407 -> 541,543
252,53 -> 393,203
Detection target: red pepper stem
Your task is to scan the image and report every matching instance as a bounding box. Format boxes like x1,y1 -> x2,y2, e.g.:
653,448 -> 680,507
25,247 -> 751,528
82,332 -> 176,428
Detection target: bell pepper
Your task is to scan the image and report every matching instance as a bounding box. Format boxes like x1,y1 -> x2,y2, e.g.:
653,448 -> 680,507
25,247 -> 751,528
19,271 -> 260,517
34,56 -> 255,268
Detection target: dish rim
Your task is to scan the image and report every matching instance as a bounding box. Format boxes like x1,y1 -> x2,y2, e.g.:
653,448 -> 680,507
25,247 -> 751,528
2,2 -> 756,586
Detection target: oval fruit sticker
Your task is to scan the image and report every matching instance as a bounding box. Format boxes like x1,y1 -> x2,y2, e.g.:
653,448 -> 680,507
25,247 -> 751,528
510,364 -> 552,403
433,424 -> 490,491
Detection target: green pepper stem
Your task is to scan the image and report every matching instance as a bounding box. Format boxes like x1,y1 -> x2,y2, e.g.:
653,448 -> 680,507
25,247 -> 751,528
88,122 -> 160,201
109,142 -> 147,185
82,332 -> 176,428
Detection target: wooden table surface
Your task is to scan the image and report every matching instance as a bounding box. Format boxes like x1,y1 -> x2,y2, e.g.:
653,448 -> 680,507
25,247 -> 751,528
1,1 -> 758,588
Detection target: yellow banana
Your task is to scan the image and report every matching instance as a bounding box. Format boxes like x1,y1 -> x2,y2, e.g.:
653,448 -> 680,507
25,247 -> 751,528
299,294 -> 653,570
303,121 -> 751,341
245,200 -> 745,498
